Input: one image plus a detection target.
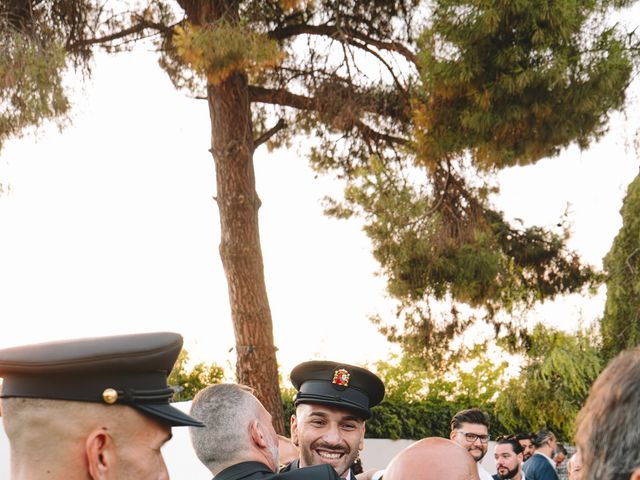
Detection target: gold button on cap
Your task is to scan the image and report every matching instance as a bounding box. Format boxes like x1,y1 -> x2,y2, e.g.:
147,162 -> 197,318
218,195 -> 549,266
102,388 -> 118,404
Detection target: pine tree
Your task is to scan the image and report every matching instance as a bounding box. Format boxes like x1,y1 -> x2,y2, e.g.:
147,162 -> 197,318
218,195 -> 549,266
2,0 -> 637,429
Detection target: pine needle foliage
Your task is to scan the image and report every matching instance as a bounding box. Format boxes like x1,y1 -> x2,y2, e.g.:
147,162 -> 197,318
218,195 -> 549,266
601,172 -> 640,360
173,21 -> 284,85
0,22 -> 68,150
415,0 -> 634,170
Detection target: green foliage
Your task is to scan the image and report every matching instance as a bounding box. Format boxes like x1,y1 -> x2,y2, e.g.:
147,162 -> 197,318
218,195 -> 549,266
415,0 -> 634,169
167,349 -> 225,402
601,172 -> 640,360
0,20 -> 69,150
327,154 -> 600,366
494,324 -> 603,440
363,349 -> 509,439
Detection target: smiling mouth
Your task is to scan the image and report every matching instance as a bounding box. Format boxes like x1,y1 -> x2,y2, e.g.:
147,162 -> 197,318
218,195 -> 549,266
316,450 -> 344,461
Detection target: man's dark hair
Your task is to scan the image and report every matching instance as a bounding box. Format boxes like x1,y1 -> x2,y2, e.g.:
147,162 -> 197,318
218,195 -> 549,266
514,432 -> 534,442
576,346 -> 640,480
450,408 -> 490,430
556,443 -> 568,456
532,429 -> 556,448
496,437 -> 524,455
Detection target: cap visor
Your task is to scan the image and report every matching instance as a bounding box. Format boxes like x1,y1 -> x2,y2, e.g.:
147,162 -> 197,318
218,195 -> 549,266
136,403 -> 205,427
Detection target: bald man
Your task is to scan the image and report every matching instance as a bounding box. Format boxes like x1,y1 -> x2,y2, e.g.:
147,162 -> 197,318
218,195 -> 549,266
384,437 -> 480,480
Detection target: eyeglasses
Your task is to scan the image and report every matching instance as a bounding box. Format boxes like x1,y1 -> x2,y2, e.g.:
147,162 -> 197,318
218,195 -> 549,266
457,430 -> 490,444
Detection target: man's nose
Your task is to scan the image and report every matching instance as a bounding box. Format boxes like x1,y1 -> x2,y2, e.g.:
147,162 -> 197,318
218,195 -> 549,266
322,423 -> 342,443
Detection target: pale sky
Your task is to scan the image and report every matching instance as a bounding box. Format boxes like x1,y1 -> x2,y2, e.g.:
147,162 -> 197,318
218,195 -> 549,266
0,37 -> 639,379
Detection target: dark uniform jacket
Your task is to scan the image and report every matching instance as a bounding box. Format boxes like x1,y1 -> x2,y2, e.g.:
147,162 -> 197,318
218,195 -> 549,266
280,459 -> 351,480
216,461 -> 342,480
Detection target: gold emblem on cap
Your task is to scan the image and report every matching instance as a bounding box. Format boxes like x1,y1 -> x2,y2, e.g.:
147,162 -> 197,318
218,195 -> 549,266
332,368 -> 350,387
102,388 -> 118,404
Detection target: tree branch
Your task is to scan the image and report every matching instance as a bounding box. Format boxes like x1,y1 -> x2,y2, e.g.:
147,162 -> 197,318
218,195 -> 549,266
67,18 -> 172,50
249,86 -> 316,110
253,118 -> 287,151
354,120 -> 408,146
268,23 -> 417,66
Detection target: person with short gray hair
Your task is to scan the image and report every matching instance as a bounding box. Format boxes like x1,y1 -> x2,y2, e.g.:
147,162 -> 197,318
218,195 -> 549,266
190,383 -> 276,474
576,346 -> 640,480
189,383 -> 341,480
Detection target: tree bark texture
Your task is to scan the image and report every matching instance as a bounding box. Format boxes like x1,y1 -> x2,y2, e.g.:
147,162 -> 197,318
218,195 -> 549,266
200,0 -> 285,434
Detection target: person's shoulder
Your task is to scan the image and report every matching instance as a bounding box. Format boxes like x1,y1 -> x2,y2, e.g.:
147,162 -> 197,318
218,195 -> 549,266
277,464 -> 340,480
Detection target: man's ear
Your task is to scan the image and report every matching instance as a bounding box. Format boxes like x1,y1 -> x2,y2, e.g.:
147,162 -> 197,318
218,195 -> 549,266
630,467 -> 640,480
249,420 -> 269,449
359,422 -> 366,451
449,430 -> 456,441
290,415 -> 299,447
86,428 -> 114,480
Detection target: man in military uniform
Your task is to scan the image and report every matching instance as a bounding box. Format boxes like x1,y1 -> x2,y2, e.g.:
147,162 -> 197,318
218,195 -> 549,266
189,383 -> 341,480
0,331 -> 203,479
281,361 -> 385,479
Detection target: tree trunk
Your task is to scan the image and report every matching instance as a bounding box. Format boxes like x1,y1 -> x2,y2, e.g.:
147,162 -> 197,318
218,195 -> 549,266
181,0 -> 284,434
207,73 -> 284,433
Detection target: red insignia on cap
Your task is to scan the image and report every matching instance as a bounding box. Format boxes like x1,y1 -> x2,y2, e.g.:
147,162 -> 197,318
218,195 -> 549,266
332,368 -> 350,387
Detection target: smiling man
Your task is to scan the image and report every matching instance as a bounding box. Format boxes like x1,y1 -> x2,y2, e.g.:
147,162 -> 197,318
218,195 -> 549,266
282,361 -> 385,479
450,408 -> 493,480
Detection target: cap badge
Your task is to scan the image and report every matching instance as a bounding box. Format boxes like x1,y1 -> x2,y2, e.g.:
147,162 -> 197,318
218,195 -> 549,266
332,368 -> 350,387
102,388 -> 119,404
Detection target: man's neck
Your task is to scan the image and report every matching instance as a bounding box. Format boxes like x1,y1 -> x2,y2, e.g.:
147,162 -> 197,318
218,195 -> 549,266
536,447 -> 553,458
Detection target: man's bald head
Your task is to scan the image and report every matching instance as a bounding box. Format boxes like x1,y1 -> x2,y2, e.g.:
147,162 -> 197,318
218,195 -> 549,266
384,437 -> 480,480
2,397 -> 172,479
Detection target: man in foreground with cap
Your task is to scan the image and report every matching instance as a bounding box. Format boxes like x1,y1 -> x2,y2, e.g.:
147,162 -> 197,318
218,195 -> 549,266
189,383 -> 341,480
0,331 -> 203,479
282,361 -> 385,479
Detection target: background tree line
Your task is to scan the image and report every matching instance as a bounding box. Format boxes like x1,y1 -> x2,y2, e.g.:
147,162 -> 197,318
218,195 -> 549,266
172,320 -> 602,442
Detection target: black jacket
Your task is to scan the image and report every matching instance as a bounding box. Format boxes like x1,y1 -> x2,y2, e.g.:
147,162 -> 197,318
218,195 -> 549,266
280,459 -> 352,479
216,461 -> 341,480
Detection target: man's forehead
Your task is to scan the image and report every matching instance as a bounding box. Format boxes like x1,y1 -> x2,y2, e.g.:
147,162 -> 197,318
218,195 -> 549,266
494,444 -> 515,455
297,403 -> 363,421
457,422 -> 488,433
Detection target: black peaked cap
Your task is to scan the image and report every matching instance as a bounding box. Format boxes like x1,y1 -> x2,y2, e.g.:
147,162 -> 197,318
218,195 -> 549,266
290,360 -> 385,420
0,331 -> 203,427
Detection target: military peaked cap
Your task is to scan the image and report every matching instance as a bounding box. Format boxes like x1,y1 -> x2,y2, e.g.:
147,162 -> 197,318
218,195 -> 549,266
0,331 -> 203,427
290,360 -> 384,420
